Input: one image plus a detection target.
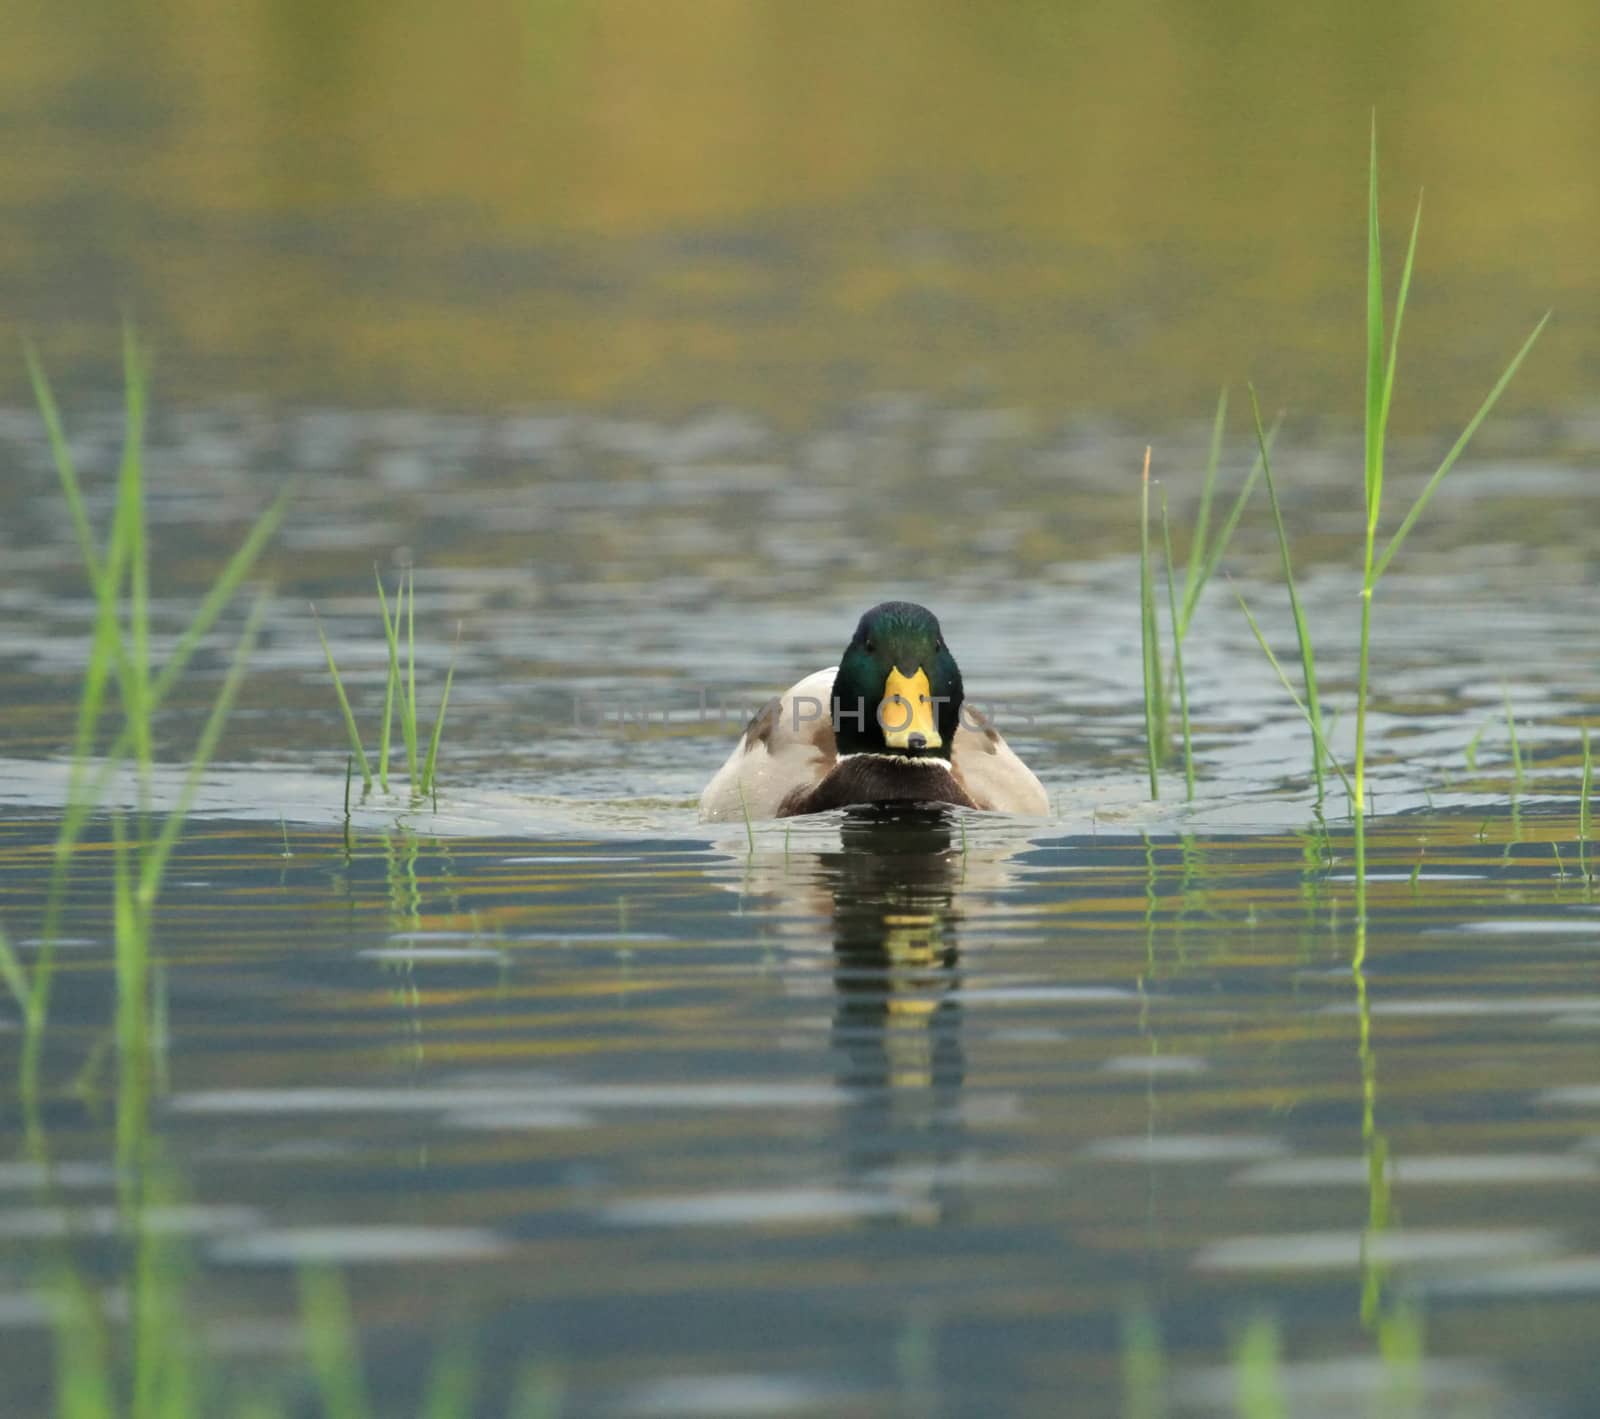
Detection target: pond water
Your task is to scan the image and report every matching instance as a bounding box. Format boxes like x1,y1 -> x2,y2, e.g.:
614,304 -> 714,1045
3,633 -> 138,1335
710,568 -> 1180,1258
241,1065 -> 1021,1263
3,401 -> 1598,1418
4,4 -> 1600,1418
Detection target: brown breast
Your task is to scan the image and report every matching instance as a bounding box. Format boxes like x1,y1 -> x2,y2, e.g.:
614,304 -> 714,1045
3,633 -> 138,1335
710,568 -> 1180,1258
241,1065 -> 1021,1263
778,756 -> 977,817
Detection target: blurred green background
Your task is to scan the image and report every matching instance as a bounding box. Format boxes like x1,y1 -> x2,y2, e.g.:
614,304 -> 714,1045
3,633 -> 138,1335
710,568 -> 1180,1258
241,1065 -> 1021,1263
3,0 -> 1594,425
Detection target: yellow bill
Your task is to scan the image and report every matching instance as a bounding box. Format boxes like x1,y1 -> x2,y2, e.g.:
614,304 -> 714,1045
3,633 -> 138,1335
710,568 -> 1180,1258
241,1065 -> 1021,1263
879,667 -> 942,749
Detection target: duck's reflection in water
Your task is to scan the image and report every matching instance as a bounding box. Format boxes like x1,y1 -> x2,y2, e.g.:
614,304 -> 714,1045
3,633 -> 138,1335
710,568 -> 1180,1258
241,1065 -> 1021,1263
708,805 -> 1037,1222
819,807 -> 976,1220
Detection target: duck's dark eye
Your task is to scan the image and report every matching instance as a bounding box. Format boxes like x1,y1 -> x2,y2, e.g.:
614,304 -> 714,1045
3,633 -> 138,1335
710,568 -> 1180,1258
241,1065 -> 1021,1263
864,638 -> 876,654
936,639 -> 946,653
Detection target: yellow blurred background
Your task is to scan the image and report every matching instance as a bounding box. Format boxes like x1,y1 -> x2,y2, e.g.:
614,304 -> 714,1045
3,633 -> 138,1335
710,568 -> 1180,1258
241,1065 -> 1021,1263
3,0 -> 1595,424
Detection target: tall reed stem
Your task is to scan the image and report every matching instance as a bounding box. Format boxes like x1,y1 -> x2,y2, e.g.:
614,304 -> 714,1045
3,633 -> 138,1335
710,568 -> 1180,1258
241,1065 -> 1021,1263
1243,120 -> 1545,960
1159,490 -> 1193,801
1138,448 -> 1161,799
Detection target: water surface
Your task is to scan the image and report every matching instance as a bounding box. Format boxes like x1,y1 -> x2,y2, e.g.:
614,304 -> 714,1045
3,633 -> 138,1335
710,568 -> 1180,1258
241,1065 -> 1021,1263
4,4 -> 1600,1415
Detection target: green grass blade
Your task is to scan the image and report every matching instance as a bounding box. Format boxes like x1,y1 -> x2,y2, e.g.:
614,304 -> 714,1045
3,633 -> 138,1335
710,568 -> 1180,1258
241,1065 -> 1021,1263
0,918 -> 29,1013
139,595 -> 267,904
1359,135 -> 1395,914
1581,726 -> 1592,836
1580,725 -> 1592,879
112,815 -> 147,1071
1464,717 -> 1490,772
1249,385 -> 1325,798
1234,1313 -> 1288,1419
34,532 -> 132,1068
29,420 -> 140,1077
389,570 -> 418,788
407,566 -> 419,785
112,835 -> 154,1212
1504,687 -> 1525,794
1375,1306 -> 1426,1419
1139,448 -> 1161,798
737,777 -> 754,852
47,693 -> 194,916
1378,194 -> 1423,444
30,342 -> 164,809
119,325 -> 153,790
1120,1309 -> 1166,1419
299,1268 -> 373,1419
24,346 -> 283,1091
1160,489 -> 1195,801
52,1270 -> 118,1419
1185,419 -> 1273,630
375,568 -> 400,794
1234,586 -> 1353,798
1181,386 -> 1229,616
152,961 -> 171,1096
420,623 -> 460,797
67,409 -> 138,786
1364,115 -> 1386,531
23,342 -> 103,590
421,1330 -> 479,1419
1372,311 -> 1550,582
313,604 -> 373,792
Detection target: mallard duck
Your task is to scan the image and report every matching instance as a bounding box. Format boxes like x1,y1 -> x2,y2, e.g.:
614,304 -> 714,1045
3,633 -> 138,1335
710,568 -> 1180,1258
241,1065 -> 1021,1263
699,601 -> 1049,820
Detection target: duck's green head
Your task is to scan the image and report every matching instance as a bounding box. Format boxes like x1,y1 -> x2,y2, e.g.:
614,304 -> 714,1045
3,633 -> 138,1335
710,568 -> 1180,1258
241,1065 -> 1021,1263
830,601 -> 964,760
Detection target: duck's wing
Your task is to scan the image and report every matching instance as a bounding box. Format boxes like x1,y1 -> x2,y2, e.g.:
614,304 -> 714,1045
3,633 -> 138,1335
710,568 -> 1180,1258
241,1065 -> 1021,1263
950,707 -> 1051,816
698,667 -> 839,822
